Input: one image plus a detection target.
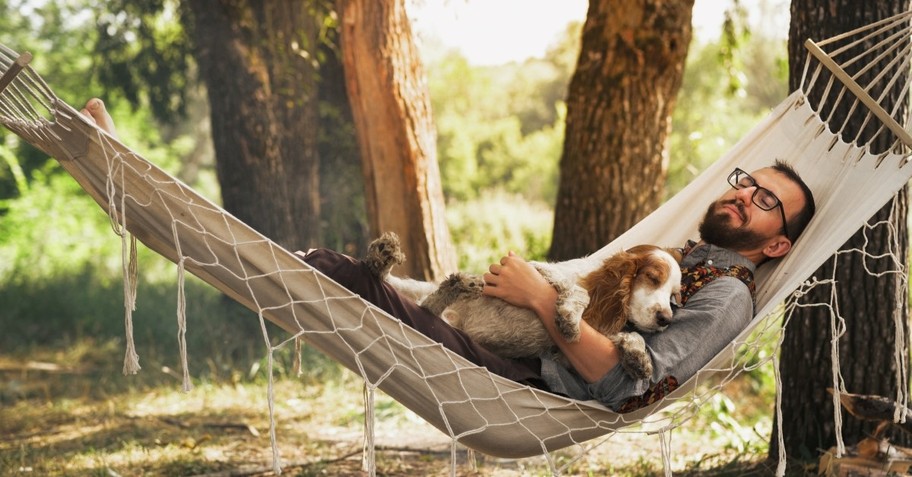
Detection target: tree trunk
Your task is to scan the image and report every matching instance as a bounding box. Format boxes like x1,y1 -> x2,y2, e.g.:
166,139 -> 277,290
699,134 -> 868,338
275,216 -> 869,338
184,0 -> 322,250
548,0 -> 693,261
774,0 -> 910,465
337,0 -> 456,281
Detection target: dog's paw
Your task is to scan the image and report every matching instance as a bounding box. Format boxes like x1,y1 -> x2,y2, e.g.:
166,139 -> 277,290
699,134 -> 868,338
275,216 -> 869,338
439,272 -> 485,295
365,232 -> 405,278
612,332 -> 653,380
420,272 -> 483,316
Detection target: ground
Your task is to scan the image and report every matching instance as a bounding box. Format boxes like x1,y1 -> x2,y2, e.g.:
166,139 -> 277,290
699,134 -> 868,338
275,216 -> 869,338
0,343 -> 801,476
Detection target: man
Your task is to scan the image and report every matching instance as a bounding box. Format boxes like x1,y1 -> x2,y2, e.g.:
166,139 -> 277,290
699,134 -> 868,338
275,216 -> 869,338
485,163 -> 814,408
80,99 -> 815,410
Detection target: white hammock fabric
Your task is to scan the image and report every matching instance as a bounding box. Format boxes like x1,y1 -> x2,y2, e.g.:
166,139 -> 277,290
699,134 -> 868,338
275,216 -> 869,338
1,10 -> 911,472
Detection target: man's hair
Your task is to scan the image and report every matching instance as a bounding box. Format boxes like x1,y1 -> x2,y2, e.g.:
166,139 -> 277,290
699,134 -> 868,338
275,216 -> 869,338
772,159 -> 815,242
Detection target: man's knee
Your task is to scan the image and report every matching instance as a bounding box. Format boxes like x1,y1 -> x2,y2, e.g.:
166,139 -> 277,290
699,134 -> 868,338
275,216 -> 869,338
303,248 -> 354,272
301,248 -> 371,290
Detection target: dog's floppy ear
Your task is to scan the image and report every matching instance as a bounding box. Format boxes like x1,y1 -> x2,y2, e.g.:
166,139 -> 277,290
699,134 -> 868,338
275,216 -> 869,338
663,246 -> 684,264
581,250 -> 637,335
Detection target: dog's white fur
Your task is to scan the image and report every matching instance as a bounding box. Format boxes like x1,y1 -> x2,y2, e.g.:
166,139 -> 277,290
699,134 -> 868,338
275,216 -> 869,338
365,234 -> 682,380
622,249 -> 682,333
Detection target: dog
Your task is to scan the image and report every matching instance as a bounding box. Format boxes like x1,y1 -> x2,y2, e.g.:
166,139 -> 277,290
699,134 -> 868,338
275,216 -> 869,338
364,233 -> 682,380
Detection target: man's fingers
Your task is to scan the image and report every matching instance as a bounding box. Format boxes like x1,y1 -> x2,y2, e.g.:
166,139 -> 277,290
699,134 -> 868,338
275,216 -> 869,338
482,273 -> 502,297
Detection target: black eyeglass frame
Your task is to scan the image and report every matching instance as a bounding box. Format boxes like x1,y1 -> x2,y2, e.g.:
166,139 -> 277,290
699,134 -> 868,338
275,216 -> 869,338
727,168 -> 790,240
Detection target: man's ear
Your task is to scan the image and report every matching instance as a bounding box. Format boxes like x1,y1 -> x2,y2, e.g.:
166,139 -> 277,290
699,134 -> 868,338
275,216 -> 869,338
763,236 -> 792,259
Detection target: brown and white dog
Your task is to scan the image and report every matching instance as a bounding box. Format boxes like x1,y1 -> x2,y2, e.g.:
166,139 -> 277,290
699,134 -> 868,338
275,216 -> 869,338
365,234 -> 682,380
580,244 -> 683,336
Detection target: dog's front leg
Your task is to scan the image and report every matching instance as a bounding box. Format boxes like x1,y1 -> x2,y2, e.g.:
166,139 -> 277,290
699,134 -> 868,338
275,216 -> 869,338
611,332 -> 654,380
555,282 -> 589,342
386,275 -> 439,303
536,264 -> 590,343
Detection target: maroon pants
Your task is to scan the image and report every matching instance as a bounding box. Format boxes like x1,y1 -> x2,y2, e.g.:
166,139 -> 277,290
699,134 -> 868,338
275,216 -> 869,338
302,248 -> 546,389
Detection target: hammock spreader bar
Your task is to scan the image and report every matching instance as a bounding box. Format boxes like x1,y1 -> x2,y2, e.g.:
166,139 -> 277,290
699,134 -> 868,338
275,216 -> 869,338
805,39 -> 912,148
0,52 -> 30,96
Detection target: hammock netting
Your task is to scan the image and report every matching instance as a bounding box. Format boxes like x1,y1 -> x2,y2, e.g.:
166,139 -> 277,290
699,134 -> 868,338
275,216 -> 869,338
3,10 -> 912,476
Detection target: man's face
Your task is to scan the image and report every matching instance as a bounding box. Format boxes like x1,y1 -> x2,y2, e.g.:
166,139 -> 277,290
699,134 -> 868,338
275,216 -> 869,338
699,168 -> 805,253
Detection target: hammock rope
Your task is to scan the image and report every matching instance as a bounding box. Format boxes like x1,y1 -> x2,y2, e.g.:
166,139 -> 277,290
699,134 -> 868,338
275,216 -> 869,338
2,10 -> 912,475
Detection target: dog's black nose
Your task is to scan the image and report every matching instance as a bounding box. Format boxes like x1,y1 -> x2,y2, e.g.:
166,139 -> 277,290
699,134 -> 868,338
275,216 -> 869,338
656,312 -> 671,327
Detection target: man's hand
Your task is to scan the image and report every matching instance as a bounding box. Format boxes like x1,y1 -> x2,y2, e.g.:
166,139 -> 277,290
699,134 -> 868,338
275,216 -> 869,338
482,252 -> 557,318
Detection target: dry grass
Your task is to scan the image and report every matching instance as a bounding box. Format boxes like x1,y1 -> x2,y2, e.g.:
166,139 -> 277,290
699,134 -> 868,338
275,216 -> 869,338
0,339 -> 797,477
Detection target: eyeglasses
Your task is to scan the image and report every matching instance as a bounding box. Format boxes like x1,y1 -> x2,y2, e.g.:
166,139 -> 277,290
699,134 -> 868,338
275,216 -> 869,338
727,168 -> 790,239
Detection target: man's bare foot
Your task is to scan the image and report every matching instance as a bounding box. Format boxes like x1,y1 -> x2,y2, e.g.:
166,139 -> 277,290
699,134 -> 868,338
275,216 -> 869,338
79,98 -> 118,138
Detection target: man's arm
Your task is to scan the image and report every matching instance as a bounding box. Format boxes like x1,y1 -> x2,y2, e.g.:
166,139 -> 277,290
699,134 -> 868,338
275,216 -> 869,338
482,252 -> 620,382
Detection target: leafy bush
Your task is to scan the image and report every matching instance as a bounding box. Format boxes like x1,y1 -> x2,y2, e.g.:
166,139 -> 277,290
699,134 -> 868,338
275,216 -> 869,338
667,31 -> 788,199
446,190 -> 553,272
427,48 -> 571,205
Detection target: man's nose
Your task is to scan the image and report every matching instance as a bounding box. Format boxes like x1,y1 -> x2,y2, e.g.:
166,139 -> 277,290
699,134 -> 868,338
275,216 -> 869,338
734,186 -> 755,204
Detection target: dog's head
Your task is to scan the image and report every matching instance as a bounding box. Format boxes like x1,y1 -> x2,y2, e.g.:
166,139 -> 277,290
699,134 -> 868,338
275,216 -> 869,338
581,245 -> 682,335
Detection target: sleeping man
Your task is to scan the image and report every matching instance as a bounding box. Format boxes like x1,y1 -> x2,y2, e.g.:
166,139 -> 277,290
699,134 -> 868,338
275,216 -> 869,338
80,98 -> 815,411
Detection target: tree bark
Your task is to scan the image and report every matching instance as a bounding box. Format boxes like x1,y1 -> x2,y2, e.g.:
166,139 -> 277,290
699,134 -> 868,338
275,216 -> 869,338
549,0 -> 693,261
184,0 -> 322,250
337,0 -> 456,281
774,0 -> 910,465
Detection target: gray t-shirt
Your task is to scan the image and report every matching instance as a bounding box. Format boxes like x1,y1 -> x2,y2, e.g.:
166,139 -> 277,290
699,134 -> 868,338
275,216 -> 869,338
539,242 -> 755,410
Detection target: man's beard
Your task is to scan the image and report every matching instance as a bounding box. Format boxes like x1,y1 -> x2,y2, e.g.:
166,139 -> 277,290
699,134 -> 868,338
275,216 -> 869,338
698,199 -> 770,251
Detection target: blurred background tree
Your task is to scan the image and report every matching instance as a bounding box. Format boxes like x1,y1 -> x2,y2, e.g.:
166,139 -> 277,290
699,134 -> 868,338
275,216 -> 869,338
549,0 -> 694,260
337,0 -> 456,280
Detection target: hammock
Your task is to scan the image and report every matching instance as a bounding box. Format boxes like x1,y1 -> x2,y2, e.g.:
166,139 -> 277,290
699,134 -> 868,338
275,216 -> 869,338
1,10 -> 911,473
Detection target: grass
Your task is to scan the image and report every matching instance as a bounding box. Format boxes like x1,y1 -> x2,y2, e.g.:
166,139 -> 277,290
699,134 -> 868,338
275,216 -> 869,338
0,334 -> 804,476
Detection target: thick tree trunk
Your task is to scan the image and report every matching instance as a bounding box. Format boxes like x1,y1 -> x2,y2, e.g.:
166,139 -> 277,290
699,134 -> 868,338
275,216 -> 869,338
337,0 -> 456,281
184,0 -> 322,250
774,0 -> 910,465
549,0 -> 693,261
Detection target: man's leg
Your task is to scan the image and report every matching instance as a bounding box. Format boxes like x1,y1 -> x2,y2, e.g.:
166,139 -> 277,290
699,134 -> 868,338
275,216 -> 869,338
301,248 -> 546,388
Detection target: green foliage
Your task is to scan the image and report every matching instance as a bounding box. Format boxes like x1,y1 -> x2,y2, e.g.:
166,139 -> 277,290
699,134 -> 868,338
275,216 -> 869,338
445,190 -> 553,272
0,258 -> 281,381
0,166 -> 120,280
0,155 -> 281,380
0,0 -> 99,200
427,23 -> 580,205
1,1 -> 99,100
94,0 -> 192,122
667,27 -> 787,199
316,32 -> 368,254
720,0 -> 753,95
